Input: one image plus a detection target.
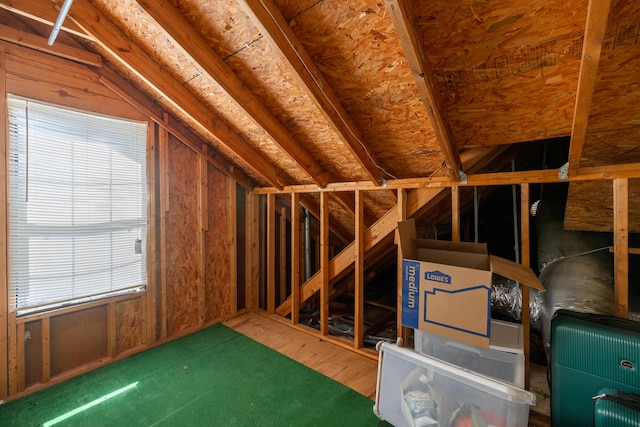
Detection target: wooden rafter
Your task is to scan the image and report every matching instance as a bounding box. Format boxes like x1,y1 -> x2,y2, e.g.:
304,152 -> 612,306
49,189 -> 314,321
567,0 -> 612,177
384,0 -> 461,182
0,1 -> 90,40
136,0 -> 331,189
238,0 -> 386,186
61,0 -> 286,189
0,23 -> 101,66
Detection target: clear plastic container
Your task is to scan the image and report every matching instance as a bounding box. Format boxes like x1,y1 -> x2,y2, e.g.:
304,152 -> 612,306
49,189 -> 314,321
414,319 -> 525,388
374,342 -> 535,427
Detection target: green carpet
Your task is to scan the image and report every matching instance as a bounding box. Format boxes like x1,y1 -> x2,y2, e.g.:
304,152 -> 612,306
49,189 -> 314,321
0,324 -> 380,426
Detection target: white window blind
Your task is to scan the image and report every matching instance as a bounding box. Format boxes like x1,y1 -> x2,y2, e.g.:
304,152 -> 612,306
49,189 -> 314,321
8,97 -> 148,315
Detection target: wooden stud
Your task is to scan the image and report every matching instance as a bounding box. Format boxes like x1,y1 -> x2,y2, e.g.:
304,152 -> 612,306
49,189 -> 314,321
267,193 -> 276,314
279,207 -> 287,305
246,194 -> 260,310
320,192 -> 330,336
613,178 -> 629,318
396,188 -> 409,344
146,121 -> 158,345
0,46 -> 8,399
291,193 -> 300,325
198,154 -> 207,326
159,116 -> 169,340
451,186 -> 460,242
42,317 -> 50,384
228,179 -> 238,317
354,190 -> 365,349
108,302 -> 117,358
520,183 -> 531,389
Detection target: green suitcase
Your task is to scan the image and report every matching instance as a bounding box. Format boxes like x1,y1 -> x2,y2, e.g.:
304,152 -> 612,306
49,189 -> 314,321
550,309 -> 640,427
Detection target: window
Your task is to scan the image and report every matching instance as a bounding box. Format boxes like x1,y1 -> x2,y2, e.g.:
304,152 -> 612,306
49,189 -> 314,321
8,97 -> 148,315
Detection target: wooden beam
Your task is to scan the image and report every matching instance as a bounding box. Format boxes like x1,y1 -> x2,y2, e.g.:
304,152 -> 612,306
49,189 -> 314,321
238,0 -> 385,186
613,178 -> 629,318
146,122 -> 158,344
198,155 -> 207,325
0,1 -> 90,40
520,183 -> 531,389
354,190 -> 364,349
396,188 -> 409,344
291,193 -> 300,324
42,317 -> 50,384
0,23 -> 101,66
451,186 -> 460,242
254,162 -> 640,194
320,192 -> 330,336
267,194 -> 276,315
67,0 -> 285,189
279,207 -> 287,305
567,0 -> 612,177
136,0 -> 331,188
96,67 -> 256,191
384,0 -> 461,181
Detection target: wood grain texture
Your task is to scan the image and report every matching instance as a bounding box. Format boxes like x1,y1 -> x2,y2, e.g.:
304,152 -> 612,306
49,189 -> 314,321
205,164 -> 234,321
224,311 -> 378,399
165,136 -> 200,337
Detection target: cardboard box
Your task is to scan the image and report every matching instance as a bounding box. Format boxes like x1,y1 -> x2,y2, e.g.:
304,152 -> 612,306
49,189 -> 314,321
398,219 -> 544,348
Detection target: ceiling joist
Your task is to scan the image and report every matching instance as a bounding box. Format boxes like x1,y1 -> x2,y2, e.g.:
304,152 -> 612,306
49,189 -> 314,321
237,0 -> 386,186
384,0 -> 461,182
567,0 -> 613,177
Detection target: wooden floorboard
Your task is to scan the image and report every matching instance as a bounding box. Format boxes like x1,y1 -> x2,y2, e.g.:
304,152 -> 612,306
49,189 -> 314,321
224,310 -> 551,426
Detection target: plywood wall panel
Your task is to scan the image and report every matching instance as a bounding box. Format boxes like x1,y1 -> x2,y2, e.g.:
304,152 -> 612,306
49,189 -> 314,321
565,179 -> 640,233
165,136 -> 200,337
50,307 -> 108,376
205,164 -> 234,321
116,298 -> 143,355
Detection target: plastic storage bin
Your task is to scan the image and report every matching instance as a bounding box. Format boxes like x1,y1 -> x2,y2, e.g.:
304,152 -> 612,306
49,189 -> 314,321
374,342 -> 535,427
414,319 -> 525,388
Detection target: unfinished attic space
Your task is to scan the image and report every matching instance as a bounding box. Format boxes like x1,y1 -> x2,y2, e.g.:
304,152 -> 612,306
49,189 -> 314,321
2,0 -> 640,425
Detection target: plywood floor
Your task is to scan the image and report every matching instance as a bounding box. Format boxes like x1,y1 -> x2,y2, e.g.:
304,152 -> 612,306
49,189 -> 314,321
224,311 -> 551,426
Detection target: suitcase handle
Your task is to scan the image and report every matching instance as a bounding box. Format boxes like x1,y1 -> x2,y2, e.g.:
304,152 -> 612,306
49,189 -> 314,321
593,390 -> 640,412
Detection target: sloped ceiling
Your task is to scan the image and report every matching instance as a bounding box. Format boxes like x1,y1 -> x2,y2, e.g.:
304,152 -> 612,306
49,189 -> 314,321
1,0 -> 640,236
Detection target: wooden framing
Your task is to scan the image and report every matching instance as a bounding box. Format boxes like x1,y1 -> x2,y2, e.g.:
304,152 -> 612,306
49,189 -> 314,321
354,190 -> 364,349
614,178 -> 629,318
520,183 -> 531,388
290,193 -> 300,325
267,193 -> 276,314
319,192 -> 330,336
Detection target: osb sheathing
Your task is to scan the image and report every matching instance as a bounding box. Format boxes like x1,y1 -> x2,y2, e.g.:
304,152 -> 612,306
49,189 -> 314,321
165,135 -> 201,336
284,0 -> 444,179
205,164 -> 235,321
414,0 -> 586,148
116,298 -> 143,354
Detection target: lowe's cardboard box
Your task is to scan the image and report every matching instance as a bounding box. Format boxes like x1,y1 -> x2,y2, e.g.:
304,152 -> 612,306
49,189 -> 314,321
398,219 -> 544,348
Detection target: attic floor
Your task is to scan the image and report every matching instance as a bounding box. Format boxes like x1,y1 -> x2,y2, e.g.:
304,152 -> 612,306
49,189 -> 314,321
224,311 -> 551,426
